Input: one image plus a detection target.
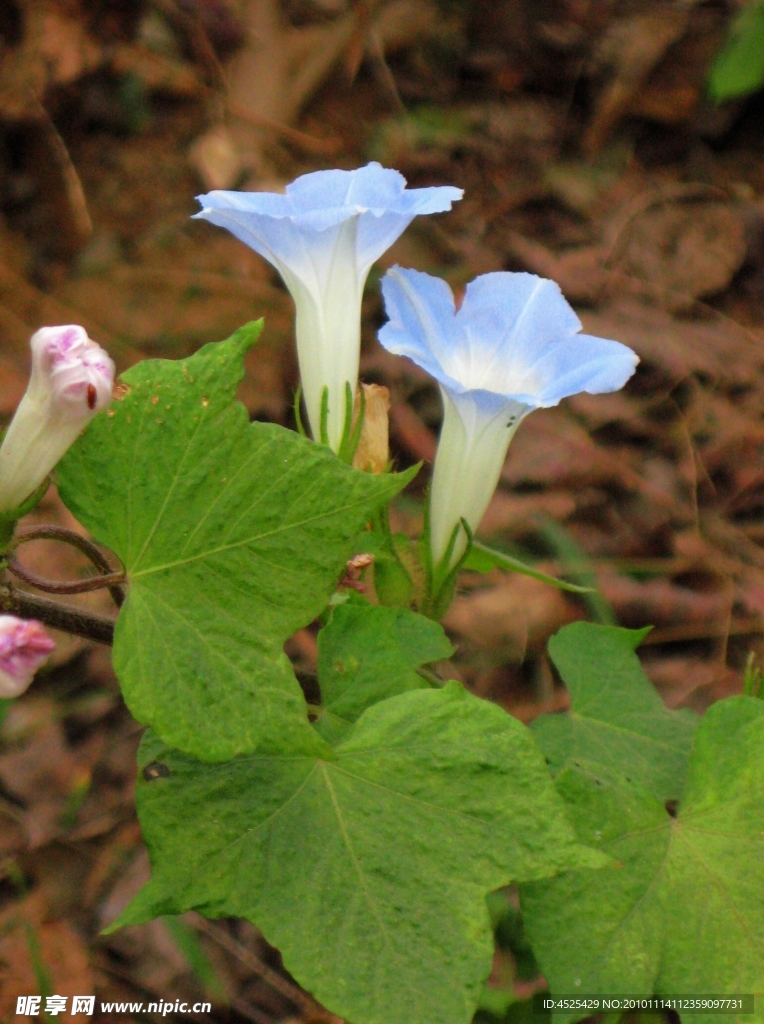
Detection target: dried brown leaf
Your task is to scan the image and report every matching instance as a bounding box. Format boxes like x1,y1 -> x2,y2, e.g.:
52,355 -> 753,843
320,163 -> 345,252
584,8 -> 690,155
352,383 -> 390,473
614,201 -> 746,310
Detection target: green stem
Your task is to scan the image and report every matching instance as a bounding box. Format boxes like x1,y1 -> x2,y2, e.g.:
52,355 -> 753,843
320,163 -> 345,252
0,478 -> 51,554
415,665 -> 447,688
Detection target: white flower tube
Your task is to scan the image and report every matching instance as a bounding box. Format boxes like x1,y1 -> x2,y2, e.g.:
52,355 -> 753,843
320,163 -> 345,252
0,616 -> 55,698
194,163 -> 462,451
429,388 -> 527,566
378,267 -> 640,570
0,325 -> 114,515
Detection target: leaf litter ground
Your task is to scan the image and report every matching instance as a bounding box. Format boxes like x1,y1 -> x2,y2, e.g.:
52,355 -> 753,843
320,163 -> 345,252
2,1 -> 764,1020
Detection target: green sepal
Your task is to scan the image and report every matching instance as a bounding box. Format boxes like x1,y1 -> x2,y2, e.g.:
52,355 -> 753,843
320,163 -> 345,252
338,381 -> 366,465
319,385 -> 330,446
0,478 -> 51,553
463,539 -> 595,594
293,383 -> 307,438
425,517 -> 473,620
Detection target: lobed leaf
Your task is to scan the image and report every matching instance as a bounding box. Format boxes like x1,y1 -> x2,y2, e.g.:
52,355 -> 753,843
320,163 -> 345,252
116,683 -> 607,1024
521,696 -> 764,1024
57,325 -> 412,760
314,598 -> 454,741
534,622 -> 698,801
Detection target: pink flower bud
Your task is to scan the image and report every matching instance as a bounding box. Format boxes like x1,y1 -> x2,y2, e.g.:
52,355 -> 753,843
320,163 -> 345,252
0,326 -> 115,514
0,616 -> 55,698
30,325 -> 114,416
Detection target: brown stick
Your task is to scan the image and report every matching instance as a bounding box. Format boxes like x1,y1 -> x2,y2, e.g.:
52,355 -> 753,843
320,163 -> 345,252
0,582 -> 115,645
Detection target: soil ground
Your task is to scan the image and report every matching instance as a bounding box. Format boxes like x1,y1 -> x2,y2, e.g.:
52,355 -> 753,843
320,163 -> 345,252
1,1 -> 763,1020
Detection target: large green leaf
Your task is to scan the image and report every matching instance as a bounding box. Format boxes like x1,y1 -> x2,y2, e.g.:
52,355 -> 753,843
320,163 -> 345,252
534,623 -> 698,800
116,683 -> 607,1024
57,325 -> 412,760
522,697 -> 764,1024
313,597 -> 454,741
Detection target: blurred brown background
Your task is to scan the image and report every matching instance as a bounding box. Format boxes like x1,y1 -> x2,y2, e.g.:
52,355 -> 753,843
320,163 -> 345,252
1,0 -> 764,1019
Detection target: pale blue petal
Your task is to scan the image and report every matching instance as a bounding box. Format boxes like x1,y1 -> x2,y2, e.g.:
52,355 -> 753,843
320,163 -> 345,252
284,163 -> 461,230
378,266 -> 638,410
379,266 -> 462,389
355,194 -> 457,270
525,333 -> 640,406
356,211 -> 417,274
440,383 -> 518,421
286,164 -> 408,217
457,273 -> 582,394
193,202 -> 318,282
195,188 -> 292,218
459,272 -> 581,339
194,164 -> 462,261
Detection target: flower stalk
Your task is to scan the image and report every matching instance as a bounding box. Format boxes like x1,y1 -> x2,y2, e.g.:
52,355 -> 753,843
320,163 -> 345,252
0,582 -> 115,647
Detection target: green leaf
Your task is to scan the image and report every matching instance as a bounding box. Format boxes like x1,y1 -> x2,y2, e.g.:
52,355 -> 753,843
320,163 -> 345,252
57,325 -> 413,761
522,697 -> 764,1024
534,623 -> 698,800
313,598 -> 454,741
116,683 -> 607,1024
477,983 -> 519,1018
463,541 -> 594,595
709,0 -> 764,102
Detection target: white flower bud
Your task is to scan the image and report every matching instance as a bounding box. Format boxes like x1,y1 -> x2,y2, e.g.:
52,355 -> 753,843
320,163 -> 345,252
0,616 -> 55,698
0,326 -> 115,514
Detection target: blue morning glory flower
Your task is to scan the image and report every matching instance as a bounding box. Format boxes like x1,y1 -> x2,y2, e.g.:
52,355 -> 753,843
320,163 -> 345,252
378,266 -> 639,569
195,164 -> 462,451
